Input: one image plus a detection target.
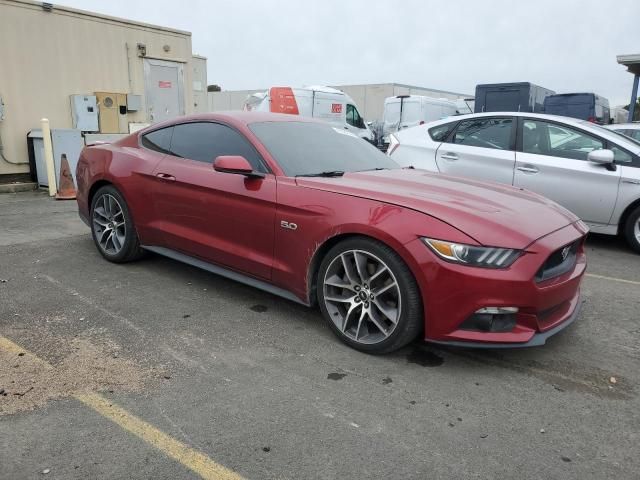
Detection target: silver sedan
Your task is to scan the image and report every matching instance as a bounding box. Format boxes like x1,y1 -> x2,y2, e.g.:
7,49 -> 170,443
606,122 -> 640,142
388,112 -> 640,252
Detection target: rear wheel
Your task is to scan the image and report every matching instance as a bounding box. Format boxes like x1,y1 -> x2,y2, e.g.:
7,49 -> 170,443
317,237 -> 422,354
90,185 -> 144,263
623,205 -> 640,253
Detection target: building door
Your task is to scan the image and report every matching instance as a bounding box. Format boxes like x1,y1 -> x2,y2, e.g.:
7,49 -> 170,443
144,58 -> 185,123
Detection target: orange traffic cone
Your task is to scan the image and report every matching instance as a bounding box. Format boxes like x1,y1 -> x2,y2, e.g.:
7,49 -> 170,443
55,154 -> 77,200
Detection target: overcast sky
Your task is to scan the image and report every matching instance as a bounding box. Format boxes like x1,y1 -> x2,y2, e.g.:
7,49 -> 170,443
61,0 -> 640,106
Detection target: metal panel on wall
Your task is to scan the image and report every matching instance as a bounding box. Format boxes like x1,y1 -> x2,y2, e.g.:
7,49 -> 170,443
51,129 -> 84,187
70,95 -> 99,132
29,129 -> 83,187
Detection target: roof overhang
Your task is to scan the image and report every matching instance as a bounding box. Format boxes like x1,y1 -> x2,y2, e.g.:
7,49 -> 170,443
617,54 -> 640,75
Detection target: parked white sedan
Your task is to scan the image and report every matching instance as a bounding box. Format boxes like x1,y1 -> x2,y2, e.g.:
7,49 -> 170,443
388,112 -> 640,252
605,123 -> 640,142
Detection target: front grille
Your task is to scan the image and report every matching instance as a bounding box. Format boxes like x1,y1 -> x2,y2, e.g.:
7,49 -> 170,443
535,239 -> 581,283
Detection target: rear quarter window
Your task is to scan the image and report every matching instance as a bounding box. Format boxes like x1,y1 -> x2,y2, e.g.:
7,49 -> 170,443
453,118 -> 513,150
141,127 -> 173,154
429,122 -> 457,142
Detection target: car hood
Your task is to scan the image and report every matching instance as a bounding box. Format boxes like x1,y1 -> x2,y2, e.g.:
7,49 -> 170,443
295,169 -> 580,249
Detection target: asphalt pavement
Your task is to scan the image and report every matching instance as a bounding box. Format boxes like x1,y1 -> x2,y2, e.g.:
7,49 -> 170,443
1,190 -> 639,479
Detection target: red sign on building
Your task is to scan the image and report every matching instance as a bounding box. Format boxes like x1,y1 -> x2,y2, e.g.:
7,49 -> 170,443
158,81 -> 172,89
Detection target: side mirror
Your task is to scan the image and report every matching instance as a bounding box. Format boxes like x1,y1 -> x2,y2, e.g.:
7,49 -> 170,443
587,149 -> 614,164
213,155 -> 264,179
588,149 -> 616,171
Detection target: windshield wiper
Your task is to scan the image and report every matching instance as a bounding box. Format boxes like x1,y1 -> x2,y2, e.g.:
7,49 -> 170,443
296,170 -> 345,178
357,167 -> 389,172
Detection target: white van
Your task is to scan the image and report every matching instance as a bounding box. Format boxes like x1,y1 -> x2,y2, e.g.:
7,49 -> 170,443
382,95 -> 460,143
243,86 -> 374,141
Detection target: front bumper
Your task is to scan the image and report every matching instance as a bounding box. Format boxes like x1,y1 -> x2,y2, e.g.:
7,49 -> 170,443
427,291 -> 582,348
407,221 -> 588,347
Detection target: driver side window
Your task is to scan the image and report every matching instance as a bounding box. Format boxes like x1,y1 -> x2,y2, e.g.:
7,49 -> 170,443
346,104 -> 364,129
522,120 -> 603,161
168,122 -> 266,172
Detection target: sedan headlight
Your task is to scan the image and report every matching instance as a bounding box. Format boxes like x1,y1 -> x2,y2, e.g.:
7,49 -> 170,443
422,238 -> 522,268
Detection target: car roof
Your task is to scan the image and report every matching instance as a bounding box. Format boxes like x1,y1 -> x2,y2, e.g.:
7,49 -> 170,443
141,111 -> 319,134
412,112 -> 640,153
435,111 -> 591,124
428,111 -> 617,133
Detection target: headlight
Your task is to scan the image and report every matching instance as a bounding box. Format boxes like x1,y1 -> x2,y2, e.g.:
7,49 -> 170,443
422,238 -> 522,268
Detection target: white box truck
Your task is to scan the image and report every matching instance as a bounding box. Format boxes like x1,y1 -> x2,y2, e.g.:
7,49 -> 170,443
381,95 -> 461,147
243,86 -> 374,141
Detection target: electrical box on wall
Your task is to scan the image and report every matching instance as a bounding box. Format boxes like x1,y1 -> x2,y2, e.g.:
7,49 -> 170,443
95,92 -> 127,134
70,95 -> 98,132
126,94 -> 142,112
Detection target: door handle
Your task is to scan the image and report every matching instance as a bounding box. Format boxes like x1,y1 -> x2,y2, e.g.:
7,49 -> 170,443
517,165 -> 539,174
440,153 -> 458,161
622,179 -> 640,185
156,173 -> 176,182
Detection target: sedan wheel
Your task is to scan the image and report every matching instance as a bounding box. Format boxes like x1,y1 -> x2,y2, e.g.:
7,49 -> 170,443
90,185 -> 144,263
318,238 -> 422,353
323,250 -> 401,344
93,194 -> 126,255
624,205 -> 640,254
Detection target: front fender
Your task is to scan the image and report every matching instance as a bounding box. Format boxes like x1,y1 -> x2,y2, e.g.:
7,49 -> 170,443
272,179 -> 475,303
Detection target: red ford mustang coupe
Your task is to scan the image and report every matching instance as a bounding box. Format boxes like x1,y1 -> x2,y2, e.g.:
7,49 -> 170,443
76,112 -> 587,353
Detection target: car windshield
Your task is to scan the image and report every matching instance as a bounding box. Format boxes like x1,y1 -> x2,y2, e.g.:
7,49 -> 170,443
249,121 -> 399,176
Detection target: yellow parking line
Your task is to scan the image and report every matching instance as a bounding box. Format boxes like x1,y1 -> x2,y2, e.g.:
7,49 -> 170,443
585,273 -> 640,286
76,393 -> 244,480
0,335 -> 244,480
0,335 -> 52,362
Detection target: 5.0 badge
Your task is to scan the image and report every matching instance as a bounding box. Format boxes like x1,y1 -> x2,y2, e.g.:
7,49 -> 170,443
280,221 -> 298,231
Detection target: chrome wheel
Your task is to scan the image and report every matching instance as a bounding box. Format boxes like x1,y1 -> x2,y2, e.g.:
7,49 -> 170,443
323,249 -> 402,344
635,218 -> 640,243
92,194 -> 126,255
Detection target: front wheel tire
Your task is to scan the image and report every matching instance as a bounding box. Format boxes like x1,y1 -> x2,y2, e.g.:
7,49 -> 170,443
90,185 -> 144,263
317,237 -> 423,354
623,205 -> 640,253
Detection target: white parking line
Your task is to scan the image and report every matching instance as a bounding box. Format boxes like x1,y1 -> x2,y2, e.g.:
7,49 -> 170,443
585,273 -> 640,286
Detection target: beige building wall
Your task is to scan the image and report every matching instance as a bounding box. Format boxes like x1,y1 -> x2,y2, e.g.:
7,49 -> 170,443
0,0 -> 195,175
207,83 -> 471,121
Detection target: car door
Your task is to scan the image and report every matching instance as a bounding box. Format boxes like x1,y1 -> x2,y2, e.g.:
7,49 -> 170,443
607,143 -> 640,228
434,116 -> 516,185
131,126 -> 175,245
151,121 -> 276,280
513,118 -> 620,226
